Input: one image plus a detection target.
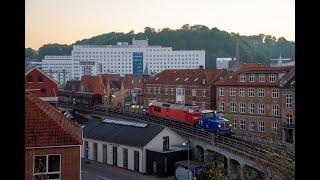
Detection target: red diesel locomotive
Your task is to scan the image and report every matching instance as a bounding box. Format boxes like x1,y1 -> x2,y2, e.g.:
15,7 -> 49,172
148,100 -> 202,124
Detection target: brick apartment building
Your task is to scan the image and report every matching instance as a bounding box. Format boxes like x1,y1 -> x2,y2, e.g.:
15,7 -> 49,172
215,64 -> 295,143
25,67 -> 59,107
144,68 -> 227,110
25,91 -> 82,180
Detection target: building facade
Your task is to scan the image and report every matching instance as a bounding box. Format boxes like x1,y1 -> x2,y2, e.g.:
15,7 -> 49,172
216,58 -> 233,69
25,68 -> 59,107
215,64 -> 295,143
71,39 -> 205,80
144,68 -> 227,110
25,91 -> 82,180
42,56 -> 73,85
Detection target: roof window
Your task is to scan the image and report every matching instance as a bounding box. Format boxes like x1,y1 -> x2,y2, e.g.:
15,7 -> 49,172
194,78 -> 199,82
184,78 -> 189,81
175,77 -> 180,81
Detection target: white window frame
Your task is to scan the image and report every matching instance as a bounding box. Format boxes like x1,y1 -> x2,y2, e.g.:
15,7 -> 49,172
259,74 -> 265,82
248,103 -> 255,114
233,120 -> 238,129
240,120 -> 246,130
230,102 -> 237,113
248,88 -> 255,97
239,103 -> 246,113
249,120 -> 256,131
192,89 -> 197,97
240,74 -> 246,82
165,88 -> 168,95
219,102 -> 225,112
202,89 -> 207,97
272,104 -> 280,116
258,88 -> 265,97
258,104 -> 265,115
33,154 -> 61,180
239,88 -> 245,97
269,74 -> 277,82
171,88 -> 174,95
286,94 -> 293,108
249,74 -> 255,82
286,114 -> 294,126
272,89 -> 280,98
258,121 -> 265,132
230,88 -> 236,96
272,122 -> 280,134
219,87 -> 224,96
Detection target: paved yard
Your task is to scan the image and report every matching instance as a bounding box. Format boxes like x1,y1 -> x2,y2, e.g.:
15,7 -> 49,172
81,159 -> 173,180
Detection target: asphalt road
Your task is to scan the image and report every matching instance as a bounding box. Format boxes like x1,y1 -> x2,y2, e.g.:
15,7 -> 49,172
81,159 -> 171,180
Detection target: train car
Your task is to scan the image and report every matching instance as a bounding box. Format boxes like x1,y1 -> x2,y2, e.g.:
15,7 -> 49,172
148,100 -> 202,125
58,90 -> 103,108
197,110 -> 232,134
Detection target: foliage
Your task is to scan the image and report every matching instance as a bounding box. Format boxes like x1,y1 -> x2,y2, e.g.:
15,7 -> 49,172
26,24 -> 295,68
198,165 -> 229,180
25,48 -> 39,61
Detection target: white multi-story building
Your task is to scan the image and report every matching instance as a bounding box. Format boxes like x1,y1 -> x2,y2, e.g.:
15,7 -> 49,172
72,39 -> 205,80
216,58 -> 234,69
42,56 -> 73,85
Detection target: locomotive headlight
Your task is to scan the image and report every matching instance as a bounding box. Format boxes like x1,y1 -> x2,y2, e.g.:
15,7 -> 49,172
218,124 -> 221,128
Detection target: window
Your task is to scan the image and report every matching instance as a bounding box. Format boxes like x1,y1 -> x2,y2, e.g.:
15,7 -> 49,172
239,103 -> 246,113
203,89 -> 208,97
171,88 -> 174,95
103,144 -> 107,164
258,121 -> 265,132
176,88 -> 185,96
153,87 -> 157,94
163,136 -> 169,151
239,88 -> 245,97
286,94 -> 293,108
249,74 -> 255,82
230,88 -> 236,96
148,88 -> 151,94
240,120 -> 246,130
248,88 -> 255,97
233,120 -> 238,129
230,102 -> 237,113
134,151 -> 139,171
93,143 -> 98,161
272,89 -> 280,98
240,74 -> 246,82
272,122 -> 280,134
249,121 -> 256,131
38,76 -> 44,82
286,114 -> 294,127
27,75 -> 33,82
192,101 -> 196,105
123,148 -> 128,168
165,88 -> 168,95
33,154 -> 60,179
192,89 -> 197,97
259,74 -> 265,82
219,87 -> 224,96
272,104 -> 280,116
158,87 -> 161,94
248,103 -> 255,114
258,104 -> 265,115
258,88 -> 265,97
219,102 -> 225,112
269,74 -> 277,82
84,141 -> 89,159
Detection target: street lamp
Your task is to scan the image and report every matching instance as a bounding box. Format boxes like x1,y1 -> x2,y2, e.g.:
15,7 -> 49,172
182,140 -> 190,180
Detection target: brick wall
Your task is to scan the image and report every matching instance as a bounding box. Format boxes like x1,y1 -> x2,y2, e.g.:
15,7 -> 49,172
25,146 -> 81,180
25,69 -> 58,97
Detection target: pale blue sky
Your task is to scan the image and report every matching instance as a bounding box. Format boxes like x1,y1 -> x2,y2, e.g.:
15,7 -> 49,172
26,0 -> 295,50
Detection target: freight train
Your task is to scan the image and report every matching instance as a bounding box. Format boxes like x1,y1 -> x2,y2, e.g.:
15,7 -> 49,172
148,100 -> 232,134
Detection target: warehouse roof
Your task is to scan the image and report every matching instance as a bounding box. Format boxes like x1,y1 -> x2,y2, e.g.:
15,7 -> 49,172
84,117 -> 164,148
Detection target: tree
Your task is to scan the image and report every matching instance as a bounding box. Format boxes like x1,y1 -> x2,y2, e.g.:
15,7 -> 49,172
25,48 -> 39,61
198,165 -> 229,180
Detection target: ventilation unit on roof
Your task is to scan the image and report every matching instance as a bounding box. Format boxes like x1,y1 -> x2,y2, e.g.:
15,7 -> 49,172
176,77 -> 180,81
184,78 -> 189,81
194,78 -> 199,82
155,77 -> 159,81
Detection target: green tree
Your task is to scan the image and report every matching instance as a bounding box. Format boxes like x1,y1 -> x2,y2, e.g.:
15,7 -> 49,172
198,165 -> 229,180
25,48 -> 39,61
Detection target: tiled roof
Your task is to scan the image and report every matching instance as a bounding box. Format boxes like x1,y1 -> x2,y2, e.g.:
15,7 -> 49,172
25,67 -> 59,86
25,91 -> 82,147
122,74 -> 144,89
215,64 -> 294,86
145,69 -> 226,85
81,75 -> 106,95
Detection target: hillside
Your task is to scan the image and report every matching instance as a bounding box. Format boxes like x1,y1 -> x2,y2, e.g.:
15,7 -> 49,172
26,24 -> 295,69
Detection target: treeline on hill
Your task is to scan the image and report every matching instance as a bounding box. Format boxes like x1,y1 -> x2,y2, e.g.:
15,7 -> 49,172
25,24 -> 295,69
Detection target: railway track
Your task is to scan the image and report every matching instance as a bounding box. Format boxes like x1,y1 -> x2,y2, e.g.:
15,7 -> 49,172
59,103 -> 294,166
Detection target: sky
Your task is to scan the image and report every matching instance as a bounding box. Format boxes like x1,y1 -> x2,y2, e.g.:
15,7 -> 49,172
26,0 -> 295,50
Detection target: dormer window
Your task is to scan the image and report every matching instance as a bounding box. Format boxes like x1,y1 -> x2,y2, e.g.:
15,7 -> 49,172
249,74 -> 255,82
240,74 -> 246,82
259,74 -> 265,82
38,76 -> 43,82
27,75 -> 33,82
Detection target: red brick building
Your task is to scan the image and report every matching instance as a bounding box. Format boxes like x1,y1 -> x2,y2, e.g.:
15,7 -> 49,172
144,68 -> 227,109
25,68 -> 59,107
25,91 -> 82,180
65,80 -> 81,92
214,64 -> 294,142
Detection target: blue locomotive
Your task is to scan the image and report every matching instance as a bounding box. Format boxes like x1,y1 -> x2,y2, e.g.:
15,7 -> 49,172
197,110 -> 232,134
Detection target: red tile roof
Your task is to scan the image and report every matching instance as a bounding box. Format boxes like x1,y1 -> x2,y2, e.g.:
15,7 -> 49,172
145,69 -> 227,85
122,74 -> 144,89
81,75 -> 106,95
215,64 -> 294,86
65,80 -> 81,92
25,91 -> 82,147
